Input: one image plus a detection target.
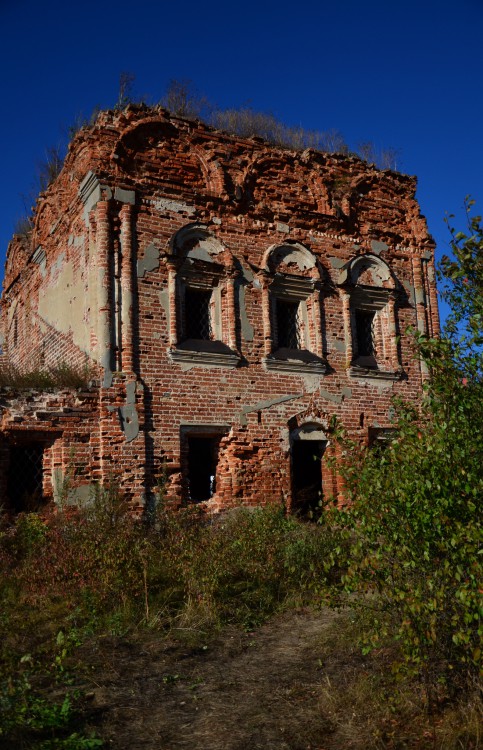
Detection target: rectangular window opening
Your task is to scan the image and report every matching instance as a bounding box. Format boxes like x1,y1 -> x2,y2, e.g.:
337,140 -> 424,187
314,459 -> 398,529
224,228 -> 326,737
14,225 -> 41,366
276,299 -> 301,349
368,428 -> 397,450
185,287 -> 213,341
7,443 -> 45,513
355,309 -> 376,357
187,435 -> 220,502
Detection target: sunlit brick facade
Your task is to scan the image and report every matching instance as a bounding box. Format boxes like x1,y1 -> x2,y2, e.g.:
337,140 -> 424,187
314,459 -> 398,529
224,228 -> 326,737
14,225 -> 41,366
0,106 -> 439,515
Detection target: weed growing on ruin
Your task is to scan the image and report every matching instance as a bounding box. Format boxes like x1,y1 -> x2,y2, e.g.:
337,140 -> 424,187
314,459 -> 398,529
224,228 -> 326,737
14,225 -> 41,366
0,654 -> 104,749
0,362 -> 95,390
1,492 -> 341,635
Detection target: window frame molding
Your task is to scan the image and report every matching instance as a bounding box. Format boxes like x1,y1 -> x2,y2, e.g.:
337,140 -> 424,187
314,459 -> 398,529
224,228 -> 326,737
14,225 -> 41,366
166,224 -> 240,369
261,242 -> 328,375
338,253 -> 402,380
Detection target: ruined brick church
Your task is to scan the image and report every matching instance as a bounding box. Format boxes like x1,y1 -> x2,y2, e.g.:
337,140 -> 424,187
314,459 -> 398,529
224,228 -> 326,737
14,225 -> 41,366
0,106 -> 439,515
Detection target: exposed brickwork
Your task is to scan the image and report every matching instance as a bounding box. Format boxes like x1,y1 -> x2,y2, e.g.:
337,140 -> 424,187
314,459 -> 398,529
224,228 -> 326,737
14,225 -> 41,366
0,105 -> 439,514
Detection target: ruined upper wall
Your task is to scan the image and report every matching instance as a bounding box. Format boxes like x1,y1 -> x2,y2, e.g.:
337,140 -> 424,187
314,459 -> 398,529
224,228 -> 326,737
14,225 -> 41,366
0,106 -> 436,374
5,105 -> 433,288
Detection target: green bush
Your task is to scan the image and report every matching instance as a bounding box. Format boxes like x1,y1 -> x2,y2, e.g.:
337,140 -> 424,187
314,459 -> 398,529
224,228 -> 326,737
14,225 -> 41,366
1,487 -> 342,636
329,350 -> 482,696
326,201 -> 483,697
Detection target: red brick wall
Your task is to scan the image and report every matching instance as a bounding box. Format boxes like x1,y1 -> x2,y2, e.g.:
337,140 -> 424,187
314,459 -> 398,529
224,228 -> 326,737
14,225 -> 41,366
0,106 -> 439,513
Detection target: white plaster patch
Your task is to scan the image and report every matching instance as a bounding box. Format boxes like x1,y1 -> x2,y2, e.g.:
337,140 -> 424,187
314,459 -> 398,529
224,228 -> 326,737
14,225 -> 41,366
38,259 -> 96,359
300,373 -> 320,393
153,198 -> 196,216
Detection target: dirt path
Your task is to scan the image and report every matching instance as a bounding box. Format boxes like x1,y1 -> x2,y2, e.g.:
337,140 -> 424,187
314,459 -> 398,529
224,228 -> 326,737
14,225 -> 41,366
80,608 -> 346,750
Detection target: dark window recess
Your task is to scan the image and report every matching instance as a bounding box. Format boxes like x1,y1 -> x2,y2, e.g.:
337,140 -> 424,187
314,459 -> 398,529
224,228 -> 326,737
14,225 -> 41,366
291,440 -> 325,517
369,428 -> 397,450
355,310 -> 376,357
7,443 -> 44,513
276,300 -> 301,349
188,436 -> 220,502
185,288 -> 212,340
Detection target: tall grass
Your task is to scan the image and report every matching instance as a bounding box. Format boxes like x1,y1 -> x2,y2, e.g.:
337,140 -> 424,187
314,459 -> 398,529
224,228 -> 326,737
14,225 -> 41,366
0,491 -> 342,636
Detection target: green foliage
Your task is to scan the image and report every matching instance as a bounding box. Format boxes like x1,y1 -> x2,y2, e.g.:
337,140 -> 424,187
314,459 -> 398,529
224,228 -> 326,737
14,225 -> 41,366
440,198 -> 483,364
1,488 -> 341,634
331,369 -> 482,691
0,487 -> 346,744
7,512 -> 48,558
152,504 -> 342,629
0,653 -> 103,749
329,202 -> 483,696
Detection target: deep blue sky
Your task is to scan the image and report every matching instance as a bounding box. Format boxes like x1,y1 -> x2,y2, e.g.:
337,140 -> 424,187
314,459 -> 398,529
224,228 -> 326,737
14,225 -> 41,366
1,0 -> 483,324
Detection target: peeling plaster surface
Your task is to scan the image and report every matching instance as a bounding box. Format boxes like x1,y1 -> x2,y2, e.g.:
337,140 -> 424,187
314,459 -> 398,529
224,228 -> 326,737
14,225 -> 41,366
153,198 -> 196,216
239,285 -> 254,342
300,374 -> 320,393
119,403 -> 139,441
319,387 -> 351,404
137,243 -> 160,277
158,289 -> 170,326
370,240 -> 388,255
38,258 -> 96,358
402,279 -> 416,305
271,245 -> 315,271
239,393 -> 304,425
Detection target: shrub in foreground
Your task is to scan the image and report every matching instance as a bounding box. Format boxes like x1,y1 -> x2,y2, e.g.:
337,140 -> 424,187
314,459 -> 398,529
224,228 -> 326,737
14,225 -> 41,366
330,361 -> 482,696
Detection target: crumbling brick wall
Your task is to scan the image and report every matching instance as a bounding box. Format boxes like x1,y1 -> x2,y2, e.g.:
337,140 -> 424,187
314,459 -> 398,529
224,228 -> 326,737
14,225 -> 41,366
0,106 -> 439,514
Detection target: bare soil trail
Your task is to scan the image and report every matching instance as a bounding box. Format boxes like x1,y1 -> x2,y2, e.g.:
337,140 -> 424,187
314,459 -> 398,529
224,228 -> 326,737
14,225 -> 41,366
77,608 -> 447,749
79,608 -> 350,750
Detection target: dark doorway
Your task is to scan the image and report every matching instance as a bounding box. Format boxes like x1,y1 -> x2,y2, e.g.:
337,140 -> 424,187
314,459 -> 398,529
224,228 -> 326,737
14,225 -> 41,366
187,436 -> 220,502
7,443 -> 45,513
291,440 -> 325,517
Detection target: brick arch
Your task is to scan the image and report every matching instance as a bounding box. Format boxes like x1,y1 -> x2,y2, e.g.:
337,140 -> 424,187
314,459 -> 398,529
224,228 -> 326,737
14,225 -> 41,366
31,197 -> 62,253
169,223 -> 234,268
289,421 -> 329,443
288,409 -> 332,433
112,117 -> 205,193
262,240 -> 324,280
190,145 -> 227,196
243,154 -> 318,214
339,253 -> 396,289
113,116 -> 180,159
32,198 -> 54,237
4,240 -> 29,290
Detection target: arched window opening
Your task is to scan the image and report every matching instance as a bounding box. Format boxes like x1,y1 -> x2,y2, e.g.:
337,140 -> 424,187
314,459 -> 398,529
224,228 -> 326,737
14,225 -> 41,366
167,224 -> 240,369
261,242 -> 327,374
338,253 -> 401,379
